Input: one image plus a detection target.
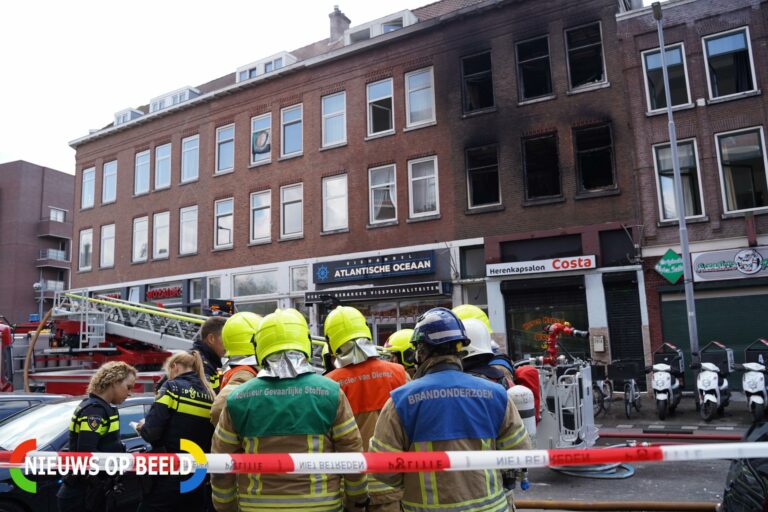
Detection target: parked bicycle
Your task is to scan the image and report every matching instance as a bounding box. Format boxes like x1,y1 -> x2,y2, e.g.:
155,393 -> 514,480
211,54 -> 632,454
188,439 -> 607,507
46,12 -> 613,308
608,359 -> 643,419
590,362 -> 613,417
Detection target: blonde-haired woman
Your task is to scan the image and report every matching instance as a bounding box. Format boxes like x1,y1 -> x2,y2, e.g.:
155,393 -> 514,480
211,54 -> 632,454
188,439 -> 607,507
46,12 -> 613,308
57,361 -> 137,512
137,350 -> 215,511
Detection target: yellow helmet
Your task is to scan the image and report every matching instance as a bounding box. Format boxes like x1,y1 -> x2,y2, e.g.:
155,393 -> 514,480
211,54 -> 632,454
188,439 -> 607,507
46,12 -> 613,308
255,308 -> 310,363
384,329 -> 416,368
324,306 -> 371,354
221,312 -> 262,357
452,304 -> 492,334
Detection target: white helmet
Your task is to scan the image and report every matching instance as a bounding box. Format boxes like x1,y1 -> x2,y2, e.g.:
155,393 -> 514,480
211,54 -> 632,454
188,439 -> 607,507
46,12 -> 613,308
462,318 -> 494,359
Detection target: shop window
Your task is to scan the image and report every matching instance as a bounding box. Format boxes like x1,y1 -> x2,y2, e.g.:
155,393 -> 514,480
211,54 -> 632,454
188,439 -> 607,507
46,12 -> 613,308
716,127 -> 768,212
653,139 -> 703,220
134,150 -> 150,195
179,206 -> 198,255
574,124 -> 615,192
643,44 -> 690,111
466,145 -> 500,208
208,276 -> 222,300
128,287 -> 140,302
233,271 -> 278,297
181,134 -> 199,182
517,36 -> 552,100
367,78 -> 394,136
281,104 -> 303,157
214,198 -> 234,248
460,246 -> 486,278
216,125 -> 235,174
280,184 -> 303,238
190,279 -> 202,302
565,22 -> 605,90
322,92 -> 346,147
132,217 -> 148,263
704,28 -> 755,100
599,229 -> 635,267
408,156 -> 439,218
290,266 -> 308,292
78,228 -> 92,271
237,301 -> 279,316
405,67 -> 435,127
99,224 -> 115,268
462,51 -> 494,113
523,133 -> 560,199
250,113 -> 271,165
369,164 -> 397,224
152,212 -> 169,259
501,234 -> 582,262
322,175 -> 348,232
250,190 -> 271,243
81,167 -> 95,208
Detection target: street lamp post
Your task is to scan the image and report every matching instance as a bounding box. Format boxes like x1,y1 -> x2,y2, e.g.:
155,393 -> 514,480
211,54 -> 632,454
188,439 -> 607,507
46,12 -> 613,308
652,2 -> 700,365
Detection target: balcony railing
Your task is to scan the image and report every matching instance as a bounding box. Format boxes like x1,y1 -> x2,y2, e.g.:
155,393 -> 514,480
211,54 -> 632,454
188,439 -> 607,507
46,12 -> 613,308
39,249 -> 68,261
40,280 -> 66,292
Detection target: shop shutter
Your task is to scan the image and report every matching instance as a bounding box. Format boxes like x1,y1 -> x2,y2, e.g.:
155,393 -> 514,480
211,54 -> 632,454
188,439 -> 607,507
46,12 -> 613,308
604,272 -> 645,390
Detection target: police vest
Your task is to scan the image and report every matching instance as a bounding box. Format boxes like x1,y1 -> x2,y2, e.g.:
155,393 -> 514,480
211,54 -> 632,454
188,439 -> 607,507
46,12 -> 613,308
68,394 -> 122,452
153,372 -> 215,452
391,369 -> 508,443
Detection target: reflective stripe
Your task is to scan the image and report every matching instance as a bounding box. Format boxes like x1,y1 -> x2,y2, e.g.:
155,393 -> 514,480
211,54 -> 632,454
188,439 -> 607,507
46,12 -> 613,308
156,393 -> 177,408
245,438 -> 261,495
498,425 -> 528,450
215,424 -> 240,445
480,438 -> 499,496
370,437 -> 400,453
211,483 -> 237,503
369,475 -> 402,493
240,504 -> 341,512
308,435 -> 324,496
239,493 -> 342,505
402,490 -> 508,512
415,442 -> 437,505
176,401 -> 212,419
331,417 -> 356,440
345,475 -> 368,497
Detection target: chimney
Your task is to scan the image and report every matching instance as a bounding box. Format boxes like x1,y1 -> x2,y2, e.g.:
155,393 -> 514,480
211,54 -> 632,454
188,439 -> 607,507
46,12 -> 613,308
329,5 -> 350,42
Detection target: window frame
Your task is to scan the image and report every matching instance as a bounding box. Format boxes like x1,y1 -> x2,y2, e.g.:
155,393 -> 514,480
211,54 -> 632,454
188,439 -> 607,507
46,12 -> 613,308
465,145 -> 501,209
702,26 -> 758,101
101,161 -> 117,204
249,190 -> 272,244
134,150 -> 150,196
641,42 -> 692,113
280,183 -> 304,239
714,125 -> 768,214
516,35 -> 554,102
132,217 -> 148,263
405,66 -> 436,128
652,138 -> 706,221
564,21 -> 607,91
280,104 -> 303,158
214,198 -> 234,249
179,205 -> 198,255
152,211 -> 170,260
367,78 -> 395,137
49,207 -> 66,222
250,113 -> 272,166
322,174 -> 349,232
573,123 -> 617,193
154,143 -> 172,190
78,228 -> 93,271
461,50 -> 495,113
522,132 -> 561,200
99,223 -> 115,268
81,167 -> 95,209
407,156 -> 440,218
321,92 -> 347,148
368,164 -> 398,225
181,134 -> 200,183
215,124 -> 235,175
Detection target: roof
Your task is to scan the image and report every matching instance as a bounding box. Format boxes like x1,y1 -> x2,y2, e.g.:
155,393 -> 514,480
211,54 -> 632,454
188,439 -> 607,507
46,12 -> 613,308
412,0 -> 489,20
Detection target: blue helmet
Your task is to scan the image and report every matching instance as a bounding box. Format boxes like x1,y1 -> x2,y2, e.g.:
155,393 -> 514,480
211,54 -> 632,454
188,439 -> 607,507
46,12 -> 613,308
410,307 -> 470,347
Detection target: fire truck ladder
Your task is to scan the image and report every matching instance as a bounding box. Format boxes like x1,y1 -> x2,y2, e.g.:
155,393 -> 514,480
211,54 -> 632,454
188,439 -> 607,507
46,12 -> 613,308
53,292 -> 206,351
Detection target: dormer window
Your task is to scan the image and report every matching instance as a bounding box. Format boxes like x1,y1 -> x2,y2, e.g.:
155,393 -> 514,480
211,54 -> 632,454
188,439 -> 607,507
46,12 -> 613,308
350,28 -> 370,43
236,53 -> 295,83
113,108 -> 143,126
149,87 -> 200,113
344,10 -> 416,46
382,18 -> 403,33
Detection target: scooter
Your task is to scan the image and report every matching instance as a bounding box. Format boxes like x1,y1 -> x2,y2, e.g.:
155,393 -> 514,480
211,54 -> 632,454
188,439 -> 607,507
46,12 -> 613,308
646,354 -> 683,420
738,362 -> 767,423
692,360 -> 731,422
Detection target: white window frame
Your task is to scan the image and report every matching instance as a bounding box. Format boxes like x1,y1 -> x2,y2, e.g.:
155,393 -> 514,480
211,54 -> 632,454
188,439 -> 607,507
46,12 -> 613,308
100,224 -> 115,268
408,156 -> 440,218
321,92 -> 347,148
652,138 -> 706,221
322,174 -> 349,232
702,26 -> 758,101
102,161 -> 117,204
641,43 -> 692,113
152,211 -> 170,260
132,217 -> 148,263
154,143 -> 172,190
179,205 -> 198,255
78,228 -> 93,271
715,126 -> 768,214
215,124 -> 235,174
368,164 -> 397,225
405,67 -> 436,128
516,35 -> 554,102
367,78 -> 395,137
50,207 -> 66,222
214,198 -> 234,249
280,104 -> 303,158
81,167 -> 95,209
250,113 -> 272,166
249,190 -> 272,244
280,183 -> 304,239
564,21 -> 608,91
134,150 -> 150,195
181,134 -> 199,183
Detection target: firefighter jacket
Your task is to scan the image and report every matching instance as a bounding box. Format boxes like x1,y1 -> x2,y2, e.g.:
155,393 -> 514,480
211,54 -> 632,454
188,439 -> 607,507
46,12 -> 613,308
370,355 -> 532,512
140,371 -> 214,453
489,355 -> 516,387
68,394 -> 123,452
210,366 -> 257,426
193,340 -> 223,395
211,371 -> 368,512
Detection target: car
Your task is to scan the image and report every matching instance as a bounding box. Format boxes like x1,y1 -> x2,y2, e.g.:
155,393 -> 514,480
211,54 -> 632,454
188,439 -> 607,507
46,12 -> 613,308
0,395 -> 154,512
0,393 -> 70,422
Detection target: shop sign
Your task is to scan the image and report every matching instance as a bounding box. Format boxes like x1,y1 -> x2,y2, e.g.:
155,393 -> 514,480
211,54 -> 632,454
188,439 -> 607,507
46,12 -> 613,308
654,249 -> 684,284
486,255 -> 596,277
305,281 -> 451,303
692,246 -> 768,282
146,285 -> 183,301
313,251 -> 435,284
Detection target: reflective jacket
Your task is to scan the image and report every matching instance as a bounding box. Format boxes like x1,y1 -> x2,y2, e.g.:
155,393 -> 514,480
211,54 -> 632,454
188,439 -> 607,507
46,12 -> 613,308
370,355 -> 532,512
211,371 -> 368,512
193,340 -> 223,395
210,366 -> 257,426
68,394 -> 123,452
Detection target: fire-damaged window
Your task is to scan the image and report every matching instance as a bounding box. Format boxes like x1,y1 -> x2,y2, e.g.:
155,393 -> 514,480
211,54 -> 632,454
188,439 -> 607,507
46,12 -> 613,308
704,28 -> 756,100
516,36 -> 552,101
523,133 -> 560,199
574,124 -> 615,192
466,145 -> 500,208
462,52 -> 494,113
565,22 -> 605,90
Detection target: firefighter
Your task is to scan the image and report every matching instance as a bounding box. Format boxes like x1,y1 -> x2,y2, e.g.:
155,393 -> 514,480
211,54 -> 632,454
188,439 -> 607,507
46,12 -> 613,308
194,316 -> 227,395
136,351 -> 215,511
56,361 -> 137,512
383,328 -> 417,377
324,306 -> 408,511
461,318 -> 509,387
453,304 -> 516,384
210,312 -> 261,425
370,307 -> 532,512
211,308 -> 369,512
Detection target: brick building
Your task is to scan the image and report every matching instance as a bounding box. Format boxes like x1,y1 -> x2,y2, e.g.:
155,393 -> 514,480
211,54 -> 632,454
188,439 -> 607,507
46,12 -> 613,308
0,161 -> 73,324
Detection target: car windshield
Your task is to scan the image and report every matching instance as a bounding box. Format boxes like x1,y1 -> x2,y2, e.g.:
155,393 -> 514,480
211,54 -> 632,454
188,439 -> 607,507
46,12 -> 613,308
0,401 -> 76,450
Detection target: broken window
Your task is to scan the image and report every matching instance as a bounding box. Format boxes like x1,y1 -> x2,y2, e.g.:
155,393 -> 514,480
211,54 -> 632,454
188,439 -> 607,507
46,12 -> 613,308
716,128 -> 768,212
462,52 -> 494,112
704,28 -> 755,99
517,36 -> 552,100
523,134 -> 560,199
566,22 -> 605,89
643,44 -> 689,110
574,124 -> 615,191
466,145 -> 500,208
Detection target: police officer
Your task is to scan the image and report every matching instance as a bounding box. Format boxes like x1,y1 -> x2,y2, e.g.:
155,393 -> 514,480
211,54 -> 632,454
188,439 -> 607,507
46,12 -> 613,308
57,361 -> 137,512
136,351 -> 215,511
371,308 -> 531,512
383,328 -> 417,377
211,308 -> 369,512
194,316 -> 227,395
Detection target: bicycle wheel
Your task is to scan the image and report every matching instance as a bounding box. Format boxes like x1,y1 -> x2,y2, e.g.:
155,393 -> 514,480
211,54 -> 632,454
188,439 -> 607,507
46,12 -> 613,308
634,382 -> 642,412
602,380 -> 613,412
624,382 -> 632,419
592,383 -> 605,417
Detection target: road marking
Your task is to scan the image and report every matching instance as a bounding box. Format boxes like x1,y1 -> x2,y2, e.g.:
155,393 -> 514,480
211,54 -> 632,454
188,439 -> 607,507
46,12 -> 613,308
647,424 -> 665,429
715,426 -> 735,430
616,425 -> 633,429
681,426 -> 699,430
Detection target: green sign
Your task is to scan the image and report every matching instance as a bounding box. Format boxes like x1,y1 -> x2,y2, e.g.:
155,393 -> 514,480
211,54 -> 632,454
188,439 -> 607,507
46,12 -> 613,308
655,249 -> 684,284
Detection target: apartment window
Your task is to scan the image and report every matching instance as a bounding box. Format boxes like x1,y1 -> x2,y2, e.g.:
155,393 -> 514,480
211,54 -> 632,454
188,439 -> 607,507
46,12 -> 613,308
466,145 -> 500,208
216,125 -> 235,174
322,174 -> 348,231
155,143 -> 171,189
250,190 -> 271,243
100,224 -> 115,268
517,36 -> 552,100
134,150 -> 150,195
565,22 -> 605,89
132,217 -> 148,263
462,52 -> 494,112
153,212 -> 169,259
369,165 -> 397,224
643,44 -> 690,111
280,184 -> 303,238
281,104 -> 303,157
102,161 -> 117,204
704,28 -> 756,99
78,228 -> 93,271
382,18 -> 403,33
716,127 -> 768,212
81,167 -> 95,209
322,92 -> 346,147
654,140 -> 703,220
214,198 -> 234,248
181,135 -> 199,182
50,207 -> 66,222
250,113 -> 272,165
405,67 -> 435,127
408,156 -> 439,218
523,134 -> 560,199
179,206 -> 198,255
367,79 -> 394,136
574,124 -> 615,191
